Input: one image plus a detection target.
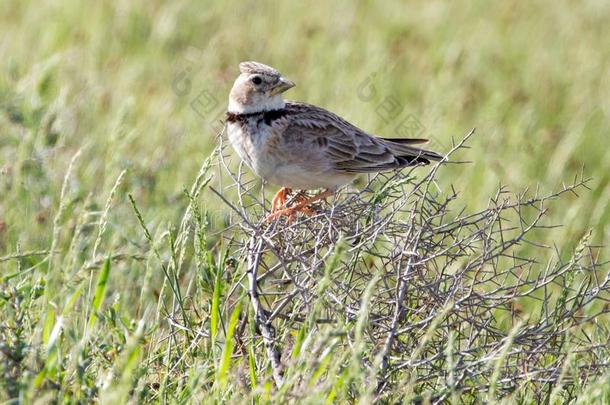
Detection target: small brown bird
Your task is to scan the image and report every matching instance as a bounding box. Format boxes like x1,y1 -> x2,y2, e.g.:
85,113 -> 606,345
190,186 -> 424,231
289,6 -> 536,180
226,61 -> 443,220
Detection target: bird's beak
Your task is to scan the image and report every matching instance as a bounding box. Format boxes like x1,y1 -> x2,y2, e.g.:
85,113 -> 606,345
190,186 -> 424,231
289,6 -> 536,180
270,77 -> 295,95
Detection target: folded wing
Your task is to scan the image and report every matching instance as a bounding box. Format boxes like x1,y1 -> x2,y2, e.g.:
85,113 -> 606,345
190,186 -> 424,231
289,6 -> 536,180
277,102 -> 443,174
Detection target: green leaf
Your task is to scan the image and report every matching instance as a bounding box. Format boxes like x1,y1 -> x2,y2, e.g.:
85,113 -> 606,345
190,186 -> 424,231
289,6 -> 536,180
211,262 -> 222,344
218,299 -> 242,387
291,324 -> 306,359
42,307 -> 55,347
62,287 -> 82,316
88,257 -> 111,329
248,343 -> 258,389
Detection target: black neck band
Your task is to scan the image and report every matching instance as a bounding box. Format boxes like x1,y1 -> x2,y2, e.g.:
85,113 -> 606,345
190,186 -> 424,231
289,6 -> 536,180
226,109 -> 289,125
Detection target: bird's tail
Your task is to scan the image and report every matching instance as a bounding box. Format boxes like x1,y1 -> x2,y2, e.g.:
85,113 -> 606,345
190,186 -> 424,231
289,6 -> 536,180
383,138 -> 444,165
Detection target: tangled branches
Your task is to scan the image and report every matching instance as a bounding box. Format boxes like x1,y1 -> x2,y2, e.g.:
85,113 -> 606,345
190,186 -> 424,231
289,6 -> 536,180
212,129 -> 609,403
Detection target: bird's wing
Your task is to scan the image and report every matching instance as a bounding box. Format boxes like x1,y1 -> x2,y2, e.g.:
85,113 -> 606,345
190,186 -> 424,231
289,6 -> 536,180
276,102 -> 443,174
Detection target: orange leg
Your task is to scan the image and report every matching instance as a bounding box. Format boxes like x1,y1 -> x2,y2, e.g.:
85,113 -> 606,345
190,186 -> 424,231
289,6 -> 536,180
270,187 -> 292,213
290,193 -> 316,217
266,189 -> 334,222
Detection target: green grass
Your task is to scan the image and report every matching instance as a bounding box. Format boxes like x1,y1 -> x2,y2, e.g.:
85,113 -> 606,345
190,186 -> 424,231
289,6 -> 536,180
1,0 -> 609,403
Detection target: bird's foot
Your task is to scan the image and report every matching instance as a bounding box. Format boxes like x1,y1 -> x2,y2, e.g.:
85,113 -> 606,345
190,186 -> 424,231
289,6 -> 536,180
270,187 -> 292,213
265,205 -> 314,223
265,189 -> 333,223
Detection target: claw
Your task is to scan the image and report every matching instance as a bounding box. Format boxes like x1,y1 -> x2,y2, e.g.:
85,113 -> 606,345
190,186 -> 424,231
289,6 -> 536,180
291,193 -> 316,216
266,204 -> 315,223
270,187 -> 292,213
265,189 -> 333,222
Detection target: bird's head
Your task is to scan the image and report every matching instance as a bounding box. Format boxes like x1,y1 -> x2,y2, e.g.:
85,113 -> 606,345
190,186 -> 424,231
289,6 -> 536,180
228,61 -> 295,114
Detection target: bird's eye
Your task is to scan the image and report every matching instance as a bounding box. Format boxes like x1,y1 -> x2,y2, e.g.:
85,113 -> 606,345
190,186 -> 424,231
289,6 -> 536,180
251,76 -> 262,85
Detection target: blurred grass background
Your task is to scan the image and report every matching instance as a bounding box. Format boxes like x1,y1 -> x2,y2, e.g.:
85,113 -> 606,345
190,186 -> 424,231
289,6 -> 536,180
1,0 -> 609,402
1,0 -> 609,251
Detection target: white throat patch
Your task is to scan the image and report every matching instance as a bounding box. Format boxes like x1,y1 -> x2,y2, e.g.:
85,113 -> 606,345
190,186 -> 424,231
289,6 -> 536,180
228,95 -> 286,114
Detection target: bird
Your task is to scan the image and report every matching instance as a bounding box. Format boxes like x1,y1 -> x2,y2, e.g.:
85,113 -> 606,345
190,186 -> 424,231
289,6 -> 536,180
225,61 -> 443,221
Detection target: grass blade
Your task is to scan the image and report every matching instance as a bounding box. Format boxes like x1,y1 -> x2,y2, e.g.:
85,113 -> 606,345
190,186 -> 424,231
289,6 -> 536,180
87,256 -> 111,330
218,299 -> 242,388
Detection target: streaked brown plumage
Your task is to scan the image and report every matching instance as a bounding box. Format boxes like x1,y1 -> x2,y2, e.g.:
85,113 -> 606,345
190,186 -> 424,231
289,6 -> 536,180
226,61 -> 443,220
